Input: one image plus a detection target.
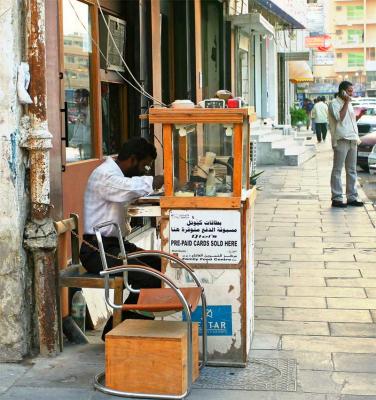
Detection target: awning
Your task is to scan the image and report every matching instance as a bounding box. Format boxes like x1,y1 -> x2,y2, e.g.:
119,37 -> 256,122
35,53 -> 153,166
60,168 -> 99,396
228,12 -> 275,36
288,61 -> 314,84
254,0 -> 305,29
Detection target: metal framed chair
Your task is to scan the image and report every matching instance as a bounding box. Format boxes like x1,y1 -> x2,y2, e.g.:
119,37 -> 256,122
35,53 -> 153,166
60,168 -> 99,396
92,220 -> 207,399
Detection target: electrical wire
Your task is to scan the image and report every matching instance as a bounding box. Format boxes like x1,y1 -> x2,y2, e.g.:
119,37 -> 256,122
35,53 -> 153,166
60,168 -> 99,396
95,0 -> 166,107
67,0 -> 166,107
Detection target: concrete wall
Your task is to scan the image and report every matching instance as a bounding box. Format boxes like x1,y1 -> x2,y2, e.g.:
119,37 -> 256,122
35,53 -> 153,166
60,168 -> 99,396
0,0 -> 31,361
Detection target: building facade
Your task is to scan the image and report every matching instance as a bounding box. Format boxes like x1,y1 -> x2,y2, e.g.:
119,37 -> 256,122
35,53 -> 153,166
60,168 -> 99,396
0,0 -> 306,360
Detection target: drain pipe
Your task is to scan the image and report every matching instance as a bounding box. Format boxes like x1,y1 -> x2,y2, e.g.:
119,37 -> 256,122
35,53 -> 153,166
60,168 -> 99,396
21,0 -> 58,356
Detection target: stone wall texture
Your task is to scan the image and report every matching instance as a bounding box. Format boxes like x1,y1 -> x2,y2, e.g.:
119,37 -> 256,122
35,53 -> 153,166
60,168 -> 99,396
0,0 -> 32,361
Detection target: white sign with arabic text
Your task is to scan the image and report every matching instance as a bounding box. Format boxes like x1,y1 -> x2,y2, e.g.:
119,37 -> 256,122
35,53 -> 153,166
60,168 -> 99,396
169,210 -> 241,264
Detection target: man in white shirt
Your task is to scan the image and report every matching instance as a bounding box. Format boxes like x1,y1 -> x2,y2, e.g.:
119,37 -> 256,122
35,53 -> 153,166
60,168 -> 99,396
328,81 -> 363,208
312,96 -> 328,143
79,137 -> 164,337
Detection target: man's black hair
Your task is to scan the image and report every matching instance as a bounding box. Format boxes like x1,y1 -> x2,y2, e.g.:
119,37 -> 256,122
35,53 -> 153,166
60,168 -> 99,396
118,137 -> 157,161
338,81 -> 353,94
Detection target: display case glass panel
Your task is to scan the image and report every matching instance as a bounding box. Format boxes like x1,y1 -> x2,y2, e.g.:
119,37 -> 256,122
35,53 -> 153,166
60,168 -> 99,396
172,123 -> 235,197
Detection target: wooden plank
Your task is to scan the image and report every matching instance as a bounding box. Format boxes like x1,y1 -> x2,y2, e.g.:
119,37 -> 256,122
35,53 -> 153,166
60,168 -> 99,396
232,123 -> 243,197
149,108 -> 247,124
163,124 -> 174,197
178,135 -> 188,186
106,320 -> 199,395
194,0 -> 203,103
160,196 -> 241,209
113,277 -> 123,327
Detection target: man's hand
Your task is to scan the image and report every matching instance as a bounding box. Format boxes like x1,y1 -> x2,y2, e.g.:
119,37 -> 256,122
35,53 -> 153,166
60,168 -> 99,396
152,175 -> 164,190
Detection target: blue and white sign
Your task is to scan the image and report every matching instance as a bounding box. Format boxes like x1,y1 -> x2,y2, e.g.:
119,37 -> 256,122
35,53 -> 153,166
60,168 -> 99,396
184,305 -> 232,336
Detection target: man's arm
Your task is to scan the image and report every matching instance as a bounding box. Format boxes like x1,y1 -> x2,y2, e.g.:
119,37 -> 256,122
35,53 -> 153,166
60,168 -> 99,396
339,99 -> 350,122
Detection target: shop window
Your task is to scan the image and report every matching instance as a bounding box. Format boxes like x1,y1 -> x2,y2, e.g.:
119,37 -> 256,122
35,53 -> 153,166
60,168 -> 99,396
101,82 -> 127,155
336,6 -> 342,11
348,52 -> 364,67
336,53 -> 342,58
62,0 -> 94,162
347,5 -> 364,20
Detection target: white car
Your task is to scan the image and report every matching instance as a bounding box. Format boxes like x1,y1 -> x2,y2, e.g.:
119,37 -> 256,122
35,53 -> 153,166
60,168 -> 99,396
357,107 -> 376,134
368,145 -> 376,175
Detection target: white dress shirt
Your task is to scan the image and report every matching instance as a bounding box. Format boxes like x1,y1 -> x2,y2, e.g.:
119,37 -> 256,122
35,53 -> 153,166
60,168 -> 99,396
312,102 -> 328,123
83,157 -> 154,237
329,97 -> 359,147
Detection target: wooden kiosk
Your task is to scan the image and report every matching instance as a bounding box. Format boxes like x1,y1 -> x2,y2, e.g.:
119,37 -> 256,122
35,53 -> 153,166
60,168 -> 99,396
147,108 -> 256,366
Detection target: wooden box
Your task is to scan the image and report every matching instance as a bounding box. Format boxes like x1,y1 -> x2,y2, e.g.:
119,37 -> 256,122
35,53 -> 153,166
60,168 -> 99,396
105,319 -> 199,396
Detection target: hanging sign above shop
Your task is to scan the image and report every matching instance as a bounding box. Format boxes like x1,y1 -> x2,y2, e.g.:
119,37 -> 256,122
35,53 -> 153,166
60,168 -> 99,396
169,210 -> 241,264
305,34 -> 331,51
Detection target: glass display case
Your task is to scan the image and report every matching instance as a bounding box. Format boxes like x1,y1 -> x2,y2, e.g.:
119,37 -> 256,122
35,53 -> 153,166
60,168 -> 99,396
149,108 -> 251,209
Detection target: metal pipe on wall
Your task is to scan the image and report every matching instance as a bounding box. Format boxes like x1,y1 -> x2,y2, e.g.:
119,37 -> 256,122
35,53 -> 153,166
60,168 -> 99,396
22,0 -> 58,356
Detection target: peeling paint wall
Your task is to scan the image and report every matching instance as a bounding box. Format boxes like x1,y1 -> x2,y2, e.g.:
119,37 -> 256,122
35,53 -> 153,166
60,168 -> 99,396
0,0 -> 32,361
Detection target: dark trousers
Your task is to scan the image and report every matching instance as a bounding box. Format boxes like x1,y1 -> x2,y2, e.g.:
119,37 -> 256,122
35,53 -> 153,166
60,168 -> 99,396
80,235 -> 161,337
315,123 -> 327,142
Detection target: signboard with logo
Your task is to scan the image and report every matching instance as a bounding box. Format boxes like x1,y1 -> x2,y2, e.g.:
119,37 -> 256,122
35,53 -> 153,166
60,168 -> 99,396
169,210 -> 241,264
313,51 -> 335,65
184,305 -> 233,336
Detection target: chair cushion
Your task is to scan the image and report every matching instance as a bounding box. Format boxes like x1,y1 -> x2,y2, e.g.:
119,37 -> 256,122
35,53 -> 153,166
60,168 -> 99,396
122,287 -> 203,313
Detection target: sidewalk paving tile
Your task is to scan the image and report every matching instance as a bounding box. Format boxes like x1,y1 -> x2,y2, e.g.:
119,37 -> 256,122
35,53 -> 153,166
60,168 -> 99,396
251,333 -> 281,350
255,307 -> 283,320
297,370 -> 343,395
326,262 -> 375,269
255,320 -> 329,336
333,353 -> 376,373
255,286 -> 287,296
256,277 -> 326,287
256,296 -> 326,308
329,322 -> 376,338
365,288 -> 376,297
284,308 -> 372,323
326,278 -> 376,288
332,372 -> 376,395
291,254 -> 355,262
262,248 -> 324,255
327,298 -> 376,309
290,269 -> 360,278
287,287 -> 366,298
282,335 -> 376,353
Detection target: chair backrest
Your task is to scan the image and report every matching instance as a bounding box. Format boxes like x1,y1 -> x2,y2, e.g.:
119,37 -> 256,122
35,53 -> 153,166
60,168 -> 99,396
54,213 -> 80,265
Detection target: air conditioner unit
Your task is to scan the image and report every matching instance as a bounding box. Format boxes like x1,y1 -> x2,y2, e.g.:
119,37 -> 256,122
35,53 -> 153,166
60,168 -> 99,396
99,15 -> 126,72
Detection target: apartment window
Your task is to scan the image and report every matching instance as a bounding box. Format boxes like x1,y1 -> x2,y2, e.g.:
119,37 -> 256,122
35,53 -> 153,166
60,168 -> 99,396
347,5 -> 364,20
367,48 -> 376,61
348,52 -> 364,67
347,29 -> 364,44
336,53 -> 342,58
335,30 -> 343,36
336,6 -> 342,11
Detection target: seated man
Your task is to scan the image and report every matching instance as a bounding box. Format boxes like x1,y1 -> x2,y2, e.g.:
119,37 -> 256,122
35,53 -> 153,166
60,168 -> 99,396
79,137 -> 164,337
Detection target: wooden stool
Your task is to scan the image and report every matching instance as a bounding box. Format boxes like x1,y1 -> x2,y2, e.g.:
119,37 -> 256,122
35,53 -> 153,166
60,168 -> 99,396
105,319 -> 199,396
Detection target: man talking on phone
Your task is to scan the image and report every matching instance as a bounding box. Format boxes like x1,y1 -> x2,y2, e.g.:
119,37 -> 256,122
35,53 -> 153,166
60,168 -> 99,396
328,81 -> 363,208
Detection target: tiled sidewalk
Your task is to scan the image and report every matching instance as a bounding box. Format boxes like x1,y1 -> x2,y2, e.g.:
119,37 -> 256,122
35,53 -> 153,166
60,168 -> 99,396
253,141 -> 376,398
